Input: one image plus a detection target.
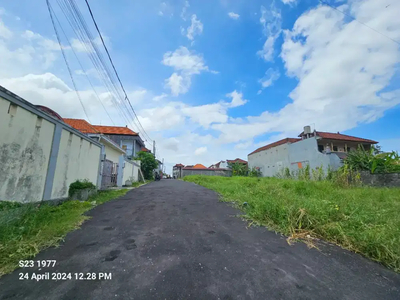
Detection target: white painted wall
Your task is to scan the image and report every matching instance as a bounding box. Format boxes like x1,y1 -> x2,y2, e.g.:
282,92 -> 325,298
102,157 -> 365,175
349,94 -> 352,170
248,137 -> 343,178
104,142 -> 122,164
248,143 -> 291,177
51,129 -> 101,199
0,97 -> 55,202
122,159 -> 141,185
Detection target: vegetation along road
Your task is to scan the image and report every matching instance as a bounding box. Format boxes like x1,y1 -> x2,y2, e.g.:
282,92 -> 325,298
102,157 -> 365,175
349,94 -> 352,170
1,179 -> 399,299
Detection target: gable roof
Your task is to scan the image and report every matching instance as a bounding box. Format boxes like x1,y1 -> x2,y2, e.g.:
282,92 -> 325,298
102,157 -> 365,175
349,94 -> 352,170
307,131 -> 378,144
227,158 -> 248,164
141,147 -> 151,152
174,163 -> 185,168
91,125 -> 138,136
63,118 -> 100,134
193,164 -> 207,169
249,138 -> 301,156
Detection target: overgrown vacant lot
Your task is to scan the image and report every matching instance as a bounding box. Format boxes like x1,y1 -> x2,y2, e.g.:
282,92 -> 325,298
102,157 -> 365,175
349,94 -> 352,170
184,176 -> 400,272
0,189 -> 129,277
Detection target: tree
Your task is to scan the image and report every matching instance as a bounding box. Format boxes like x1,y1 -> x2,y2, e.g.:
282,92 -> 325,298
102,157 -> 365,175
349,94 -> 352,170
228,162 -> 248,176
135,151 -> 158,180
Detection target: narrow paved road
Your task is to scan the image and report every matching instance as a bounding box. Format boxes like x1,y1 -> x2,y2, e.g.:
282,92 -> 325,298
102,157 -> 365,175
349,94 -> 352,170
1,180 -> 399,300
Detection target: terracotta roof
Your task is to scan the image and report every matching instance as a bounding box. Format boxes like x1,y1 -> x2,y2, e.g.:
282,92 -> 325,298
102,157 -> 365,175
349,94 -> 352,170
227,158 -> 248,164
141,147 -> 151,152
63,118 -> 100,134
174,164 -> 185,167
249,138 -> 301,156
92,125 -> 138,136
313,131 -> 378,144
193,164 -> 207,169
183,164 -> 207,169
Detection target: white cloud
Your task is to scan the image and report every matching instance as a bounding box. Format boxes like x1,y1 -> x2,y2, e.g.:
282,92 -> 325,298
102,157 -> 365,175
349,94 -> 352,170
158,2 -> 173,17
165,73 -> 190,96
152,93 -> 168,101
281,0 -> 297,5
258,68 -> 280,93
181,1 -> 190,21
228,12 -> 240,20
195,147 -> 207,155
226,90 -> 247,107
0,19 -> 12,39
214,0 -> 400,145
257,3 -> 282,62
162,46 -> 215,95
186,14 -> 203,41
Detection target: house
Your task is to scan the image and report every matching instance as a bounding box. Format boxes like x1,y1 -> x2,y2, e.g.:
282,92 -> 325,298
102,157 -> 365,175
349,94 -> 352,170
173,163 -> 185,178
227,158 -> 248,167
63,118 -> 141,188
248,126 -> 378,177
209,161 -> 228,169
90,125 -> 147,160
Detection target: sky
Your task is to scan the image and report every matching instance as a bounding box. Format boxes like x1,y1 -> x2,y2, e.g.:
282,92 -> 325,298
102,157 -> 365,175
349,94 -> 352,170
0,0 -> 399,174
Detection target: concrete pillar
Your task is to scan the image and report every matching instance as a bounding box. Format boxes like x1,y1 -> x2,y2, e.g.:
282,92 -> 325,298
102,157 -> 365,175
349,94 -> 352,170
97,145 -> 106,189
43,123 -> 63,201
117,155 -> 125,187
133,139 -> 136,158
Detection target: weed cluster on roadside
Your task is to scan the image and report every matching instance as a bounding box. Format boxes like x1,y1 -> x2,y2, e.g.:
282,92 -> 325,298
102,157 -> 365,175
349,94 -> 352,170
68,179 -> 96,198
0,189 -> 128,277
184,175 -> 400,272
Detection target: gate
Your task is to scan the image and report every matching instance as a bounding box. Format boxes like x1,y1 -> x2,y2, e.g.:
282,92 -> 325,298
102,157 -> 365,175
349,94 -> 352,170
101,159 -> 118,189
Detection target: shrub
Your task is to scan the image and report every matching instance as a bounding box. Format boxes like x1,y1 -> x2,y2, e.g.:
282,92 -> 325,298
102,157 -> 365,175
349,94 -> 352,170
134,151 -> 158,180
68,179 -> 96,198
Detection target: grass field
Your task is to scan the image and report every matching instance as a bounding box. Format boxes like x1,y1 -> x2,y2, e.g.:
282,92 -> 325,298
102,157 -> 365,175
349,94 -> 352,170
0,189 -> 129,277
184,176 -> 400,272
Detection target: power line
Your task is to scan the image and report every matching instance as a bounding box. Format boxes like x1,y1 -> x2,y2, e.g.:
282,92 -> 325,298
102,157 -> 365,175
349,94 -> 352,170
50,3 -> 115,125
47,0 -> 91,122
84,0 -> 154,143
319,0 -> 400,46
56,0 -> 134,127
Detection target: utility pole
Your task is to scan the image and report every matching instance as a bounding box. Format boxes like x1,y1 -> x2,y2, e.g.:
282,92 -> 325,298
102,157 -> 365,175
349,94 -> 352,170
153,140 -> 156,157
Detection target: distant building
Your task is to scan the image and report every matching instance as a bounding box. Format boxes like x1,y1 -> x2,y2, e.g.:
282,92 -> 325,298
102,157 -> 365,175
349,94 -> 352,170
248,126 -> 378,177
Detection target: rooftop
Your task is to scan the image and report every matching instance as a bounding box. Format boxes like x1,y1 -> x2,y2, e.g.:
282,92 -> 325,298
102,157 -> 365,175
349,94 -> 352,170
249,138 -> 301,156
301,131 -> 378,144
92,125 -> 138,136
63,118 -> 100,134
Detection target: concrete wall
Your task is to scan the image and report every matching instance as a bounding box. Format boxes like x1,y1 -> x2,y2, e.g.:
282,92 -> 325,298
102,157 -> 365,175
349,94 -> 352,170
104,143 -> 122,164
359,171 -> 400,187
182,169 -> 232,177
122,159 -> 141,185
0,97 -> 55,202
248,137 -> 343,178
0,87 -> 103,203
248,143 -> 291,177
288,138 -> 342,174
51,129 -> 101,199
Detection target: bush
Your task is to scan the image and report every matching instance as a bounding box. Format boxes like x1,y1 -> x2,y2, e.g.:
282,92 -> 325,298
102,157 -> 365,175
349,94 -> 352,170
345,145 -> 400,174
68,179 -> 96,198
135,151 -> 158,180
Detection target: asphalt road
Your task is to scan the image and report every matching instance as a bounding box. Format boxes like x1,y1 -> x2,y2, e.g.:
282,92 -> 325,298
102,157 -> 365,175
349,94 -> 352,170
1,179 -> 399,300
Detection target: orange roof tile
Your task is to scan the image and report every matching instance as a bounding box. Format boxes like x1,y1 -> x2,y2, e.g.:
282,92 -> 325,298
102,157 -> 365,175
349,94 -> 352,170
192,164 -> 207,169
141,147 -> 151,152
63,118 -> 100,134
249,138 -> 301,156
92,125 -> 138,136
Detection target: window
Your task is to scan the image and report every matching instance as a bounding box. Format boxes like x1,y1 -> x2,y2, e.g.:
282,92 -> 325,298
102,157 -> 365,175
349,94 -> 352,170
333,146 -> 338,152
122,145 -> 127,151
318,145 -> 324,152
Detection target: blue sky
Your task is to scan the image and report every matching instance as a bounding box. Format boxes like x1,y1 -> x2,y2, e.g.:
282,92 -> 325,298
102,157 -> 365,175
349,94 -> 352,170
0,0 -> 399,172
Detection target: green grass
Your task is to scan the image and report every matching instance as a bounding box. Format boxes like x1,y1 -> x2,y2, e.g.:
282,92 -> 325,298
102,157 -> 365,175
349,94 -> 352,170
184,175 -> 400,272
0,189 -> 128,277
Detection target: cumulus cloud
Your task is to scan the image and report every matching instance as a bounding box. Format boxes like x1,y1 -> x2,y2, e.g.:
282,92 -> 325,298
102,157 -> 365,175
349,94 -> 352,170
180,1 -> 190,21
162,46 -> 215,95
228,12 -> 240,20
152,93 -> 168,101
281,0 -> 297,5
257,3 -> 281,62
